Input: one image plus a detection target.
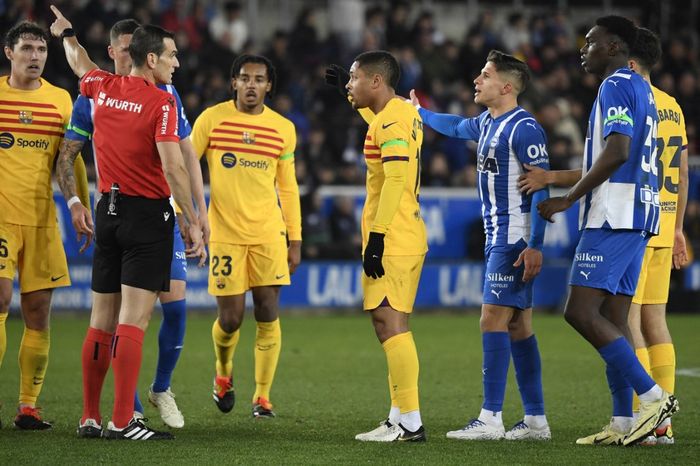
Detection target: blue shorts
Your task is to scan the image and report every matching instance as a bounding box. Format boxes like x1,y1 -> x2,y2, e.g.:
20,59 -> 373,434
482,239 -> 533,310
569,228 -> 648,295
170,219 -> 187,282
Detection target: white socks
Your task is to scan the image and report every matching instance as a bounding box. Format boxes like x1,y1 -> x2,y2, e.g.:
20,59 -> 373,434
400,410 -> 422,432
524,414 -> 548,429
479,408 -> 503,427
638,384 -> 664,403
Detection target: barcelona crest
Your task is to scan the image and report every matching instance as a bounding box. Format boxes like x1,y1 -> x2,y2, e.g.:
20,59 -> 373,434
242,131 -> 256,144
18,110 -> 33,124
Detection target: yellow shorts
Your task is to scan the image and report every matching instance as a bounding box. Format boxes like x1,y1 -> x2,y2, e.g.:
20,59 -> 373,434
0,222 -> 70,293
208,241 -> 290,296
363,254 -> 425,313
632,246 -> 672,305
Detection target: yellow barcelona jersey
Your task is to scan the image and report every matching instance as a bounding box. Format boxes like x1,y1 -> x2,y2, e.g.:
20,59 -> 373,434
0,77 -> 72,226
191,101 -> 301,244
649,86 -> 687,247
362,98 -> 427,256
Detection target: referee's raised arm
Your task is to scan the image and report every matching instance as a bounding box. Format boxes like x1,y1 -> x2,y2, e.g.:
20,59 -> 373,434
49,5 -> 98,78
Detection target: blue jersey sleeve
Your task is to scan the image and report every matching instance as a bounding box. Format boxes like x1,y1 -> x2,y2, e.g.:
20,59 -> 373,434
599,76 -> 635,140
159,84 -> 192,140
417,107 -> 481,141
511,118 -> 550,170
65,95 -> 93,142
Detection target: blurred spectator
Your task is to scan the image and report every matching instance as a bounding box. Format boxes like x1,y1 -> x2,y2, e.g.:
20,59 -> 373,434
386,0 -> 411,48
328,196 -> 362,259
160,0 -> 206,51
300,191 -> 332,260
423,151 -> 451,187
502,13 -> 530,54
289,7 -> 320,67
209,1 -> 248,54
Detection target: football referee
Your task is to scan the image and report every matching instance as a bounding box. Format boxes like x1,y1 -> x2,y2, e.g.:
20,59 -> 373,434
50,6 -> 204,440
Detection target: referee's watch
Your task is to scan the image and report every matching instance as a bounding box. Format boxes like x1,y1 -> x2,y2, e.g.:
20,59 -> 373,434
60,28 -> 76,40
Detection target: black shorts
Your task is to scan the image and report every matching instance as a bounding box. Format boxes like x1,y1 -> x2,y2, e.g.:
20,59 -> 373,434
92,195 -> 175,293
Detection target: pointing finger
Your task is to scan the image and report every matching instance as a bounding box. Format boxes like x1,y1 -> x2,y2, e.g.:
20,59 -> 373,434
50,5 -> 65,19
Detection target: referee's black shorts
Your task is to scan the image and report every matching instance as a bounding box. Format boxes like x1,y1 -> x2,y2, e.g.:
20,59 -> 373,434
92,194 -> 175,293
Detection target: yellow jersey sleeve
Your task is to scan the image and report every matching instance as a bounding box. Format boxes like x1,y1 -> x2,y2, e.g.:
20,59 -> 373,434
191,107 -> 214,159
276,121 -> 301,241
73,154 -> 91,210
371,117 -> 411,234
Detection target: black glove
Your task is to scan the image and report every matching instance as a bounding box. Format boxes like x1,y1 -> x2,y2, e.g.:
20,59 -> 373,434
363,232 -> 385,279
324,64 -> 350,98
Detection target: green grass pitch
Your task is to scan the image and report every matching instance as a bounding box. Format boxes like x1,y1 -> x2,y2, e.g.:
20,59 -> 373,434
0,312 -> 698,464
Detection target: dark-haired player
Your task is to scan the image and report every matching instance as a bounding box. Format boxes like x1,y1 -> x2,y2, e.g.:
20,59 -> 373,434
627,27 -> 688,446
191,54 -> 301,419
329,50 -> 428,442
409,50 -> 551,441
536,16 -> 678,446
50,6 -> 204,440
0,21 -> 89,430
62,18 -> 208,430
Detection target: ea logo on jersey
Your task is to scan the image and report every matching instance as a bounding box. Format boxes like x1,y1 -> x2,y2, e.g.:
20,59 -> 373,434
0,132 -> 15,148
527,144 -> 548,159
221,152 -> 237,168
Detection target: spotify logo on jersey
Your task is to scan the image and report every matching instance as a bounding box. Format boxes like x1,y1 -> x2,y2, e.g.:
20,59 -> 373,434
221,152 -> 237,168
0,132 -> 15,149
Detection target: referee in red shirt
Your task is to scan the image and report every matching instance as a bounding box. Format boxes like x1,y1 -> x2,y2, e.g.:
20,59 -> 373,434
50,6 -> 204,440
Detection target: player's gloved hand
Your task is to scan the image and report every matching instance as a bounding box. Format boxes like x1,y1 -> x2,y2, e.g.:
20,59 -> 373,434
324,64 -> 350,98
363,232 -> 385,279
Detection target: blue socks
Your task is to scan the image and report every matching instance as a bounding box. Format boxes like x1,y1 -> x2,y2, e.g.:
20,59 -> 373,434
605,364 -> 633,417
482,332 -> 510,413
133,391 -> 144,414
132,299 -> 187,411
152,299 -> 187,393
511,335 -> 545,416
599,337 -> 655,400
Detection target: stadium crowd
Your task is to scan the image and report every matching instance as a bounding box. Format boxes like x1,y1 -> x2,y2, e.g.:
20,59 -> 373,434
2,0 -> 699,259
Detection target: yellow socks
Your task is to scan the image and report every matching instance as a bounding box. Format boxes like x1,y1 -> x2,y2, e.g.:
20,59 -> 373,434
18,327 -> 50,405
253,319 -> 281,402
212,319 -> 240,377
382,332 -> 420,414
632,347 -> 651,412
0,312 -> 7,369
649,343 -> 675,394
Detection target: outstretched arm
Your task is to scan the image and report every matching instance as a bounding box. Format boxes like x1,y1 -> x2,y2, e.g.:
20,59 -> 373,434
518,165 -> 583,194
410,89 -> 478,140
49,5 -> 98,78
538,134 -> 629,221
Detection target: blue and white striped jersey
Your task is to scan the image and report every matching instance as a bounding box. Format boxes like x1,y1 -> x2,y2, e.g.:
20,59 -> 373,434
580,67 -> 660,234
419,106 -> 550,247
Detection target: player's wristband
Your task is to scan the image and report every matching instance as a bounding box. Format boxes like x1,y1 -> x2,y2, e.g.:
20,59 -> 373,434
67,196 -> 82,209
60,28 -> 76,40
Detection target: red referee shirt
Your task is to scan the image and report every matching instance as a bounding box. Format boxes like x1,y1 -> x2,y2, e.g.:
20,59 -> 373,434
80,68 -> 179,199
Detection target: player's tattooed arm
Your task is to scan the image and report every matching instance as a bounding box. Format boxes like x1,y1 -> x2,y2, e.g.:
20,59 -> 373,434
56,137 -> 94,253
56,138 -> 85,200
